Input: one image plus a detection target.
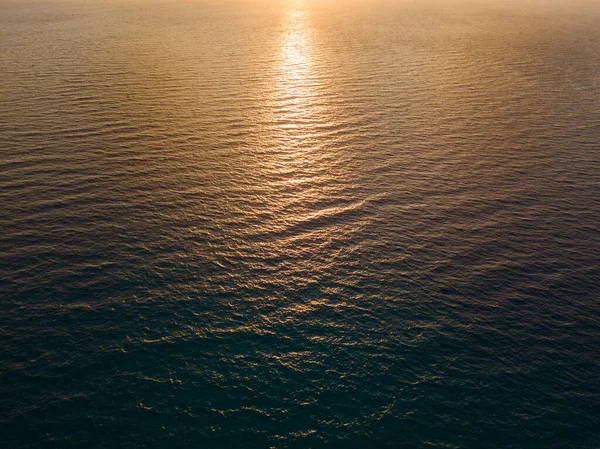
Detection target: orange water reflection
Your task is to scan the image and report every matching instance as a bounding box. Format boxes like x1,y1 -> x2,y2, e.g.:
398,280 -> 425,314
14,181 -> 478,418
270,3 -> 321,147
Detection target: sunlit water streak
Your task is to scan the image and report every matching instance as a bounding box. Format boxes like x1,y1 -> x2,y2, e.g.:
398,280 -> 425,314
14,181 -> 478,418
1,0 -> 599,447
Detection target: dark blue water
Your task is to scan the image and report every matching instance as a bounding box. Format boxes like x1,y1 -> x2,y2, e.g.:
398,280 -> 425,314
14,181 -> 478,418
1,0 -> 599,447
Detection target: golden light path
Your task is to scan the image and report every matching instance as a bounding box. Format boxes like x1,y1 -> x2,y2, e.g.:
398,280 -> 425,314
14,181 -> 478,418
262,1 -> 325,192
254,1 -> 355,269
275,3 -> 318,135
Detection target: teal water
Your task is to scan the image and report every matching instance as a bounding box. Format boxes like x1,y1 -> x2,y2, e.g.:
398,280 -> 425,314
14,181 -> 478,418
1,0 -> 599,447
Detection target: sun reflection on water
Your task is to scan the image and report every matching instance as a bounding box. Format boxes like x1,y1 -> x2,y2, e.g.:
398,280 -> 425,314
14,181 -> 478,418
281,9 -> 312,80
272,4 -> 319,138
259,2 -> 350,253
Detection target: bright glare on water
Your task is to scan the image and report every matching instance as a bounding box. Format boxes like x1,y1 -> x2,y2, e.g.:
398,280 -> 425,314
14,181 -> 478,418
1,0 -> 599,447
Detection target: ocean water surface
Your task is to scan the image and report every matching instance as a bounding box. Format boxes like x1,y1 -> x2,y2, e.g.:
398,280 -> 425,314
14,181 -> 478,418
1,0 -> 599,447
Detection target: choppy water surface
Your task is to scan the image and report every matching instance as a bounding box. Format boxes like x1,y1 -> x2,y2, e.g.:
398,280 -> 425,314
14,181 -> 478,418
1,0 -> 599,447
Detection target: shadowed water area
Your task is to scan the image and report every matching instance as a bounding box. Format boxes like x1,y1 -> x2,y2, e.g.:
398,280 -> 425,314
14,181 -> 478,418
1,0 -> 599,447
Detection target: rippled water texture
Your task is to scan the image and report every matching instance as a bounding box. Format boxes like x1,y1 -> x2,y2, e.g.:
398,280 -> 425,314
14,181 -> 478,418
1,0 -> 599,447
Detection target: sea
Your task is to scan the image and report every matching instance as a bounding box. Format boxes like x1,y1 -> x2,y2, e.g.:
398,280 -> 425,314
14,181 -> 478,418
1,0 -> 599,447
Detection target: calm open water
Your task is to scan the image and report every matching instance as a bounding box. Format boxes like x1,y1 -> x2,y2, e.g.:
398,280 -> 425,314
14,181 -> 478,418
1,0 -> 599,447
